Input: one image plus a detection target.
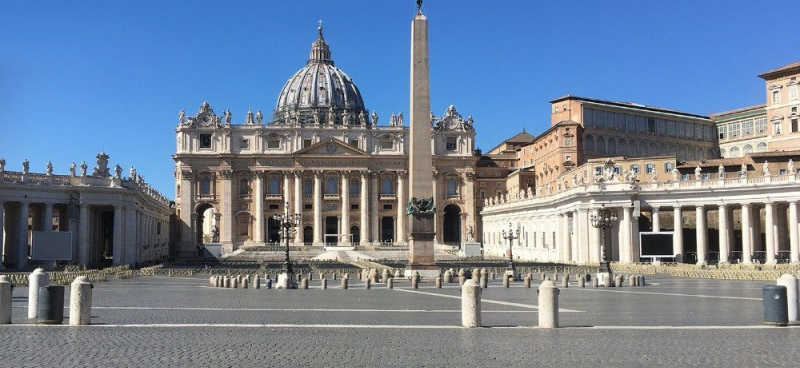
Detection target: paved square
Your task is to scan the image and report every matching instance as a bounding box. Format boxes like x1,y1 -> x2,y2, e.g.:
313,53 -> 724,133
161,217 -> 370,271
1,275 -> 798,367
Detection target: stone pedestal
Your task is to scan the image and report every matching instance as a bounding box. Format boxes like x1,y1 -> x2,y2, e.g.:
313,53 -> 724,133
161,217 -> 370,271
596,272 -> 612,287
276,272 -> 297,289
459,242 -> 482,258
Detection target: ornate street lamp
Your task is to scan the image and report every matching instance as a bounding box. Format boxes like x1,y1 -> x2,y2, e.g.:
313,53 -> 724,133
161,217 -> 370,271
590,204 -> 618,274
272,201 -> 302,289
501,222 -> 520,280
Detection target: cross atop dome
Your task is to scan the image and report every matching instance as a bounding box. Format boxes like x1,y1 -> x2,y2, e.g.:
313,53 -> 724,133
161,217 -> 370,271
309,20 -> 332,65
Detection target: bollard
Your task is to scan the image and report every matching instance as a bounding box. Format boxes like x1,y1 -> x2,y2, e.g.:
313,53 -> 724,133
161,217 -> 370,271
0,276 -> 12,324
365,278 -> 371,289
592,277 -> 598,288
480,275 -> 488,289
777,274 -> 799,323
209,276 -> 215,287
266,279 -> 272,289
300,278 -> 308,289
242,277 -> 249,289
223,276 -> 231,288
308,273 -> 313,281
561,274 -> 569,288
255,277 -> 261,289
321,278 -> 327,290
387,278 -> 394,289
523,275 -> 531,288
37,285 -> 65,324
69,276 -> 92,326
578,277 -> 585,288
461,279 -> 481,328
763,285 -> 788,326
492,272 -> 497,281
444,270 -> 452,284
638,275 -> 646,287
28,268 -> 49,320
615,275 -> 623,288
411,274 -> 419,289
382,269 -> 390,282
333,273 -> 337,280
341,278 -> 348,290
232,277 -> 239,289
538,280 -> 559,328
503,275 -> 510,288
435,277 -> 442,288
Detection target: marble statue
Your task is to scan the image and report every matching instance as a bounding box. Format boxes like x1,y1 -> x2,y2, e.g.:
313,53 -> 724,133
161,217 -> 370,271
694,166 -> 702,181
224,109 -> 232,125
397,112 -> 404,127
211,225 -> 219,243
0,158 -> 6,173
327,105 -> 335,125
358,110 -> 367,126
313,109 -> 321,125
342,109 -> 350,126
178,109 -> 185,125
671,167 -> 679,181
466,225 -> 474,242
246,109 -> 254,125
718,165 -> 725,180
129,165 -> 137,181
740,163 -> 747,177
789,159 -> 795,175
92,152 -> 110,177
80,161 -> 87,177
114,164 -> 122,179
417,0 -> 423,13
371,111 -> 379,126
390,113 -> 397,126
429,111 -> 435,125
762,161 -> 770,176
46,161 -> 53,176
256,109 -> 263,124
69,162 -> 76,177
22,159 -> 29,175
624,168 -> 636,183
526,187 -> 533,198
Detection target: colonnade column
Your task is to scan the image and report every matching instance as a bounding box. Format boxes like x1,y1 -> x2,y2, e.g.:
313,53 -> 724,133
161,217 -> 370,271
179,170 -> 194,248
396,171 -> 406,244
112,205 -> 123,265
718,204 -> 730,264
651,207 -> 661,232
293,172 -> 303,244
42,203 -> 53,232
695,206 -> 707,265
341,172 -> 350,245
219,170 -> 233,252
370,173 -> 379,243
253,173 -> 264,243
673,206 -> 683,262
765,202 -> 777,264
313,171 -> 322,246
284,171 -> 293,214
587,209 -> 600,263
741,204 -> 753,264
620,206 -> 634,264
571,211 -> 580,263
0,201 -> 4,267
78,203 -> 89,266
17,201 -> 29,269
360,172 -> 369,246
432,171 -> 439,243
790,201 -> 799,264
560,213 -> 571,263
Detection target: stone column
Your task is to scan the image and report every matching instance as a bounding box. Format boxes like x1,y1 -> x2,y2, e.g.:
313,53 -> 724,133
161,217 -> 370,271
586,210 -> 600,263
294,171 -> 303,244
765,202 -> 777,264
313,171 -> 322,246
789,201 -> 799,264
360,172 -> 369,246
78,203 -> 89,266
370,172 -> 379,243
179,170 -> 194,252
0,201 -> 4,267
253,173 -> 264,243
571,211 -> 580,263
432,171 -> 439,243
673,206 -> 683,262
696,205 -> 707,265
620,206 -> 634,264
396,171 -> 407,244
718,204 -> 730,264
341,173 -> 350,245
741,204 -> 753,264
219,170 -> 233,253
42,203 -> 53,232
560,213 -> 571,263
651,207 -> 661,232
284,171 -> 292,214
16,202 -> 29,269
112,206 -> 123,265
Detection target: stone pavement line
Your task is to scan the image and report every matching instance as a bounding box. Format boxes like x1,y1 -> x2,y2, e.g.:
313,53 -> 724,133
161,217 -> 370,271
12,306 -> 538,313
394,287 -> 584,312
568,288 -> 762,301
2,323 -> 797,330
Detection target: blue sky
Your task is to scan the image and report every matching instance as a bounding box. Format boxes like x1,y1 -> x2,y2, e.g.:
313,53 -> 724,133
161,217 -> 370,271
1,0 -> 798,196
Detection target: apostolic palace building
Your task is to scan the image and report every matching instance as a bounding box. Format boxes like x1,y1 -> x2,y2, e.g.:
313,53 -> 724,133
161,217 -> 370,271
1,16 -> 799,269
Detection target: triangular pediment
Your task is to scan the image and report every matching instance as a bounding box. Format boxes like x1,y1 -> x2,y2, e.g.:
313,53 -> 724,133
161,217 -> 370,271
294,137 -> 369,156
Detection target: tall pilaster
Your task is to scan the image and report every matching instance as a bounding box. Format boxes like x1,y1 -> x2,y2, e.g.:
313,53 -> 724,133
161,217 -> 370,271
718,204 -> 730,263
360,172 -> 369,246
253,173 -> 264,243
78,203 -> 89,267
560,213 -> 571,263
407,8 -> 435,267
17,202 -> 29,269
178,170 -> 194,253
220,170 -> 234,253
432,171 -> 439,243
283,171 -> 293,214
370,172 -> 379,243
673,206 -> 683,262
112,205 -> 123,265
696,206 -> 707,265
313,171 -> 322,246
294,171 -> 303,244
741,204 -> 753,264
586,209 -> 600,263
396,171 -> 407,244
341,173 -> 350,245
620,206 -> 634,264
651,207 -> 661,232
765,202 -> 777,264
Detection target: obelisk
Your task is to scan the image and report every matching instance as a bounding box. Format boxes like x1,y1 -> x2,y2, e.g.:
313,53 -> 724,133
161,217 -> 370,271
407,0 -> 436,275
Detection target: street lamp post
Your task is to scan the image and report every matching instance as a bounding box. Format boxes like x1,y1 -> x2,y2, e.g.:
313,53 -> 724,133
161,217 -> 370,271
590,205 -> 618,274
501,222 -> 520,280
272,201 -> 302,289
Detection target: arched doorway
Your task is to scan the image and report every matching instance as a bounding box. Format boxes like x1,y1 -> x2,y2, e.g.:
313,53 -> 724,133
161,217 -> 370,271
443,204 -> 461,245
195,203 -> 216,244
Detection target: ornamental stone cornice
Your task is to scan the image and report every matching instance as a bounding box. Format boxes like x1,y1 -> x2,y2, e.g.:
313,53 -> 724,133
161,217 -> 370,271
218,170 -> 233,179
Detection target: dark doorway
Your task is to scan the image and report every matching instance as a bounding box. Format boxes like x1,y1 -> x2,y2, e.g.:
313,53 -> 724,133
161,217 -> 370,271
195,203 -> 214,244
303,226 -> 313,245
381,217 -> 394,243
267,218 -> 280,243
351,226 -> 360,245
443,204 -> 461,245
325,216 -> 338,245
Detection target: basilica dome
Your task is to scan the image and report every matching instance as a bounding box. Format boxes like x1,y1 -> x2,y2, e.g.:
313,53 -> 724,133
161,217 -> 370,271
274,24 -> 368,126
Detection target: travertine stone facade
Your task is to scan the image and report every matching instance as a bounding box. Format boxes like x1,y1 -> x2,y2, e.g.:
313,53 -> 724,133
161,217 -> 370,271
758,62 -> 800,151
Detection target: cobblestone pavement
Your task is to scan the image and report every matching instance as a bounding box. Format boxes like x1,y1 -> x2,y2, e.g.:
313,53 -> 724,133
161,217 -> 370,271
0,275 -> 794,367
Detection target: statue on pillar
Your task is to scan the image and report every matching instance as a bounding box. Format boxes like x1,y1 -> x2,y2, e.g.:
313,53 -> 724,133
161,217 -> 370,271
397,112 -> 404,127
740,162 -> 747,177
256,109 -> 263,124
80,161 -> 88,177
762,160 -> 770,176
46,161 -> 53,176
718,165 -> 725,180
224,108 -> 232,125
342,109 -> 351,126
390,113 -> 397,126
92,152 -> 110,177
671,167 -> 679,182
129,165 -> 137,181
22,158 -> 29,175
69,162 -> 76,177
358,110 -> 367,126
466,225 -> 474,242
789,159 -> 795,175
246,109 -> 254,125
327,105 -> 336,125
694,166 -> 702,181
371,111 -> 379,126
178,109 -> 185,125
114,164 -> 123,179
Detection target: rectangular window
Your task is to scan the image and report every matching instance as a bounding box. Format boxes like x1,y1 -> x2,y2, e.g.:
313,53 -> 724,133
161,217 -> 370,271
268,178 -> 281,195
792,119 -> 798,133
349,139 -> 359,148
773,90 -> 781,104
774,121 -> 783,135
199,134 -> 212,149
383,204 -> 392,210
718,124 -> 727,140
646,163 -> 655,174
755,117 -> 767,134
780,169 -> 787,175
742,119 -> 753,136
564,136 -> 572,146
446,137 -> 457,151
303,139 -> 312,148
647,118 -> 656,134
267,137 -> 280,149
239,179 -> 250,195
447,179 -> 458,196
791,85 -> 799,100
304,204 -> 312,210
565,154 -> 572,162
664,162 -> 674,173
303,180 -> 312,196
729,123 -> 740,138
200,179 -> 211,195
269,204 -> 280,210
630,164 -> 640,174
614,166 -> 621,175
594,166 -> 602,176
240,138 -> 250,150
349,181 -> 360,196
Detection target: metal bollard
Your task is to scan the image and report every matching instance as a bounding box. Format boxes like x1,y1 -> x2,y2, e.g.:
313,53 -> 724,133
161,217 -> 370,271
28,268 -> 49,320
435,277 -> 442,288
266,279 -> 272,289
615,275 -> 623,288
763,285 -> 788,326
0,276 -> 12,324
69,276 -> 92,326
365,278 -> 372,289
461,279 -> 481,328
538,280 -> 559,328
301,278 -> 308,289
387,278 -> 394,289
321,278 -> 327,290
777,274 -> 799,323
578,277 -> 585,288
503,275 -> 510,288
480,275 -> 488,289
37,285 -> 65,324
341,278 -> 348,290
524,275 -> 531,288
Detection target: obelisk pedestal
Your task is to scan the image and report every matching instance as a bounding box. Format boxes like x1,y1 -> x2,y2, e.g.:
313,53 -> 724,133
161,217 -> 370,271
405,8 -> 438,279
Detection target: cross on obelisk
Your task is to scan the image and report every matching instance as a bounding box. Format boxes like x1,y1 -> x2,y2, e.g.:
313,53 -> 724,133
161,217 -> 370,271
407,2 -> 436,275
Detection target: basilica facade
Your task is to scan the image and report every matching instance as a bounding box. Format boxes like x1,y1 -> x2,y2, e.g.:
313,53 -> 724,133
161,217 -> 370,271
173,26 -> 478,257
